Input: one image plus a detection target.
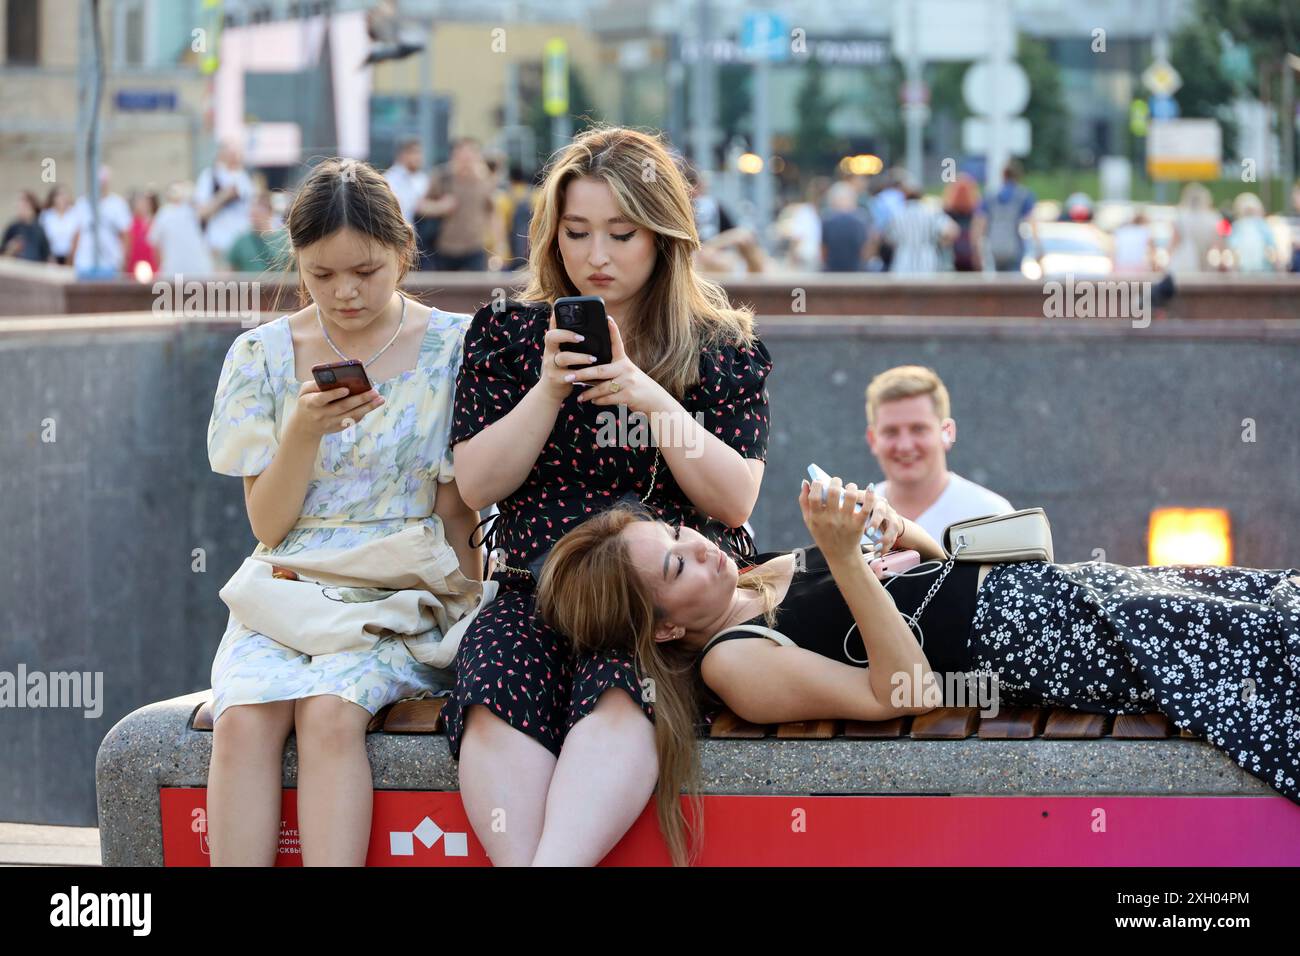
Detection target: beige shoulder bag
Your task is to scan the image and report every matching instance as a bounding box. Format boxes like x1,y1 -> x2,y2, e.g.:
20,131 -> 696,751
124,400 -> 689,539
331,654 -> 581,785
942,508 -> 1054,563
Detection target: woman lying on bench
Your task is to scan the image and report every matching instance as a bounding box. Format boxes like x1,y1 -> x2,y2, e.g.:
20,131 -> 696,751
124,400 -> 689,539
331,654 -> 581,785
536,475 -> 1300,863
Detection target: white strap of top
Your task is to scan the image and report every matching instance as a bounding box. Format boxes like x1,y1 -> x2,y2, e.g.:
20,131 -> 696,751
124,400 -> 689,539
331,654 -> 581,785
699,623 -> 797,657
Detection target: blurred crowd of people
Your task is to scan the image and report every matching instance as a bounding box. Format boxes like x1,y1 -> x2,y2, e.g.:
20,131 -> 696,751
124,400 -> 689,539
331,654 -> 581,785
5,139 -> 1299,279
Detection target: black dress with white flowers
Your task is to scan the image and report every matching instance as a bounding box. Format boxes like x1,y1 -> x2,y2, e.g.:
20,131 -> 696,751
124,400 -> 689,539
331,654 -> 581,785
441,300 -> 772,761
969,561 -> 1300,804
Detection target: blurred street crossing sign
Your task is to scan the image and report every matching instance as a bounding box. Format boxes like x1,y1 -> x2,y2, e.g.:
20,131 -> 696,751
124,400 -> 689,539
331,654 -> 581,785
1149,94 -> 1179,120
1147,118 -> 1221,180
1142,59 -> 1183,98
543,38 -> 568,117
741,11 -> 789,62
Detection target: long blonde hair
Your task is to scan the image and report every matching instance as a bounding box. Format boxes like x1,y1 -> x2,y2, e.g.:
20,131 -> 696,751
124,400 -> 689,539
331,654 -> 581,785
535,504 -> 782,866
521,126 -> 755,399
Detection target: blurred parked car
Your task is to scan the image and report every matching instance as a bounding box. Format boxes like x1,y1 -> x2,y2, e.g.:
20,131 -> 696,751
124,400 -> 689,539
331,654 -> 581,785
1021,221 -> 1113,279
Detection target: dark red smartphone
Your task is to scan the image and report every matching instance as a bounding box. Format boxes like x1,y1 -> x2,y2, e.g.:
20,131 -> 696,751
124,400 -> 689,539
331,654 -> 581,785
311,359 -> 373,397
553,295 -> 613,368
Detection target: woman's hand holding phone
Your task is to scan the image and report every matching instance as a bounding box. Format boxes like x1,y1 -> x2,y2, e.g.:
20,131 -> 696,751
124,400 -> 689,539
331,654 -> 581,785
571,316 -> 670,415
287,378 -> 385,440
799,475 -> 873,563
539,313 -> 599,404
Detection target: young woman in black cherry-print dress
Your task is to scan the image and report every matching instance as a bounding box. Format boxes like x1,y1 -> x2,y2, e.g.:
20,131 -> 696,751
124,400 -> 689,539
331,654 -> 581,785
443,127 -> 771,867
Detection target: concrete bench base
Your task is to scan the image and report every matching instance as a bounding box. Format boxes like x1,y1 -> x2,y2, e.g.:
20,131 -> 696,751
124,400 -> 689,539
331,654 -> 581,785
95,692 -> 1276,866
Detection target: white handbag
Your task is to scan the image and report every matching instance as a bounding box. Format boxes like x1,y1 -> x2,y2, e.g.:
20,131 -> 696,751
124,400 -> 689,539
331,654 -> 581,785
942,508 -> 1054,564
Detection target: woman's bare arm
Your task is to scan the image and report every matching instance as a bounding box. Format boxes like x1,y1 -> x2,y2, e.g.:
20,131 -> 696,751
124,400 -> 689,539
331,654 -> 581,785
433,478 -> 484,581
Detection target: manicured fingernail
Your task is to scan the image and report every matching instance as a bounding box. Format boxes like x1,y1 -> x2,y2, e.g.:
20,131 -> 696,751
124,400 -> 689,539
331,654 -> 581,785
564,373 -> 575,382
574,334 -> 584,341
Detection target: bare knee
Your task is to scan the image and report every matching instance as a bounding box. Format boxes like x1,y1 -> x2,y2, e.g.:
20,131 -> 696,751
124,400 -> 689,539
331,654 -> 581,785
294,696 -> 369,755
212,702 -> 294,759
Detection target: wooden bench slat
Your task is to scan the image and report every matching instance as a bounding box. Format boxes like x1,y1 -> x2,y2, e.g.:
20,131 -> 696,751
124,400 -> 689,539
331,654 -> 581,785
909,707 -> 979,739
1041,709 -> 1109,739
708,708 -> 769,739
1110,713 -> 1173,738
977,707 -> 1048,739
381,698 -> 446,734
843,716 -> 910,738
775,719 -> 840,739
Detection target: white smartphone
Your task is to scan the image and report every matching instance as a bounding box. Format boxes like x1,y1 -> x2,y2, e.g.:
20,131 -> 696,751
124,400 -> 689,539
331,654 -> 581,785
807,463 -> 882,551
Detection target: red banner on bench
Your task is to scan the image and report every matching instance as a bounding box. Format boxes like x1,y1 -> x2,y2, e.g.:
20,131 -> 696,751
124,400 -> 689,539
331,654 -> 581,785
160,788 -> 1300,866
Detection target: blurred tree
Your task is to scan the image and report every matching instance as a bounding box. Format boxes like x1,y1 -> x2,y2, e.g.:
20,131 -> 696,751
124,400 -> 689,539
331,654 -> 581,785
860,59 -> 905,166
1171,0 -> 1299,163
790,58 -> 844,177
1017,36 -> 1070,171
715,63 -> 753,152
521,62 -> 603,168
1170,18 -> 1241,157
924,35 -> 1069,172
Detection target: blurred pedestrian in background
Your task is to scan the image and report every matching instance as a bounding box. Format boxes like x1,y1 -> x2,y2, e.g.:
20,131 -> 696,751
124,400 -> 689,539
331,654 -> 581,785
2,190 -> 51,262
1168,182 -> 1220,274
941,173 -> 983,272
416,136 -> 494,271
150,181 -> 214,276
126,190 -> 160,278
383,138 -> 428,225
227,193 -> 290,273
40,185 -> 78,265
885,180 -> 958,275
501,164 -> 536,271
69,165 -> 132,278
1228,192 -> 1279,273
1289,178 -> 1300,273
867,168 -> 907,270
980,160 -> 1037,272
687,166 -> 735,242
1111,206 -> 1154,274
774,177 -> 826,271
195,138 -> 255,269
820,180 -> 869,272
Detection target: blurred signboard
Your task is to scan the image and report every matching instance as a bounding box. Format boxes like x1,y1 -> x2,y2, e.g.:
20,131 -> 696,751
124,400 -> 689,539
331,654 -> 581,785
892,0 -> 995,61
963,116 -> 1031,156
963,59 -> 1029,116
1149,94 -> 1179,120
244,122 -> 302,166
1147,119 -> 1222,180
1142,59 -> 1183,98
680,37 -> 887,65
114,90 -> 178,112
741,11 -> 789,62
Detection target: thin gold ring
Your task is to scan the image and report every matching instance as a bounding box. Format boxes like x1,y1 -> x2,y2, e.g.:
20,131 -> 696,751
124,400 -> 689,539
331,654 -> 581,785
553,352 -> 563,368
609,381 -> 622,393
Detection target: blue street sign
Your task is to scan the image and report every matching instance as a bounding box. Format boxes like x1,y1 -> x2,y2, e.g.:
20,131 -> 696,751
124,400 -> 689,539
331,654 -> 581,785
1149,94 -> 1179,120
114,90 -> 178,112
741,11 -> 789,62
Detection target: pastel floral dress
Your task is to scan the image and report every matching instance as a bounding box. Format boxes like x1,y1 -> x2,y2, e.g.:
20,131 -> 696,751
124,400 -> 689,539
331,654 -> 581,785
206,307 -> 470,723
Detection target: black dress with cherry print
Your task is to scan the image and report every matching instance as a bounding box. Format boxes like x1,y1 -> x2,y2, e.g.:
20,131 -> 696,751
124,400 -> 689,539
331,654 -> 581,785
441,300 -> 772,760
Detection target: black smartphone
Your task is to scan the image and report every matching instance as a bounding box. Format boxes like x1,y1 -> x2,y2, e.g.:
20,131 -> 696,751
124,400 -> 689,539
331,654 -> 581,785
311,359 -> 373,397
553,295 -> 612,368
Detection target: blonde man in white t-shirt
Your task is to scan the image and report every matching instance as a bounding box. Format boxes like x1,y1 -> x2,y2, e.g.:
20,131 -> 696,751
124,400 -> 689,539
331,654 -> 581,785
865,365 -> 1012,544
